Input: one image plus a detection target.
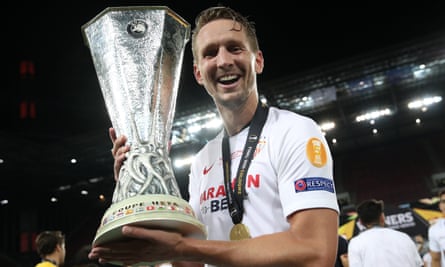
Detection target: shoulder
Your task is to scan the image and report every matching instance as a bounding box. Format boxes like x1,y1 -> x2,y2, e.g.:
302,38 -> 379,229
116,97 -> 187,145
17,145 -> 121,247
268,106 -> 316,124
348,236 -> 363,251
349,231 -> 367,245
431,218 -> 444,228
266,106 -> 321,135
194,131 -> 222,153
429,218 -> 445,233
384,227 -> 417,242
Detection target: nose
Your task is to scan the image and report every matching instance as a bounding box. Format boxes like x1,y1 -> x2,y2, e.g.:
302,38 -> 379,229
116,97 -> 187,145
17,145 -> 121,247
216,48 -> 233,68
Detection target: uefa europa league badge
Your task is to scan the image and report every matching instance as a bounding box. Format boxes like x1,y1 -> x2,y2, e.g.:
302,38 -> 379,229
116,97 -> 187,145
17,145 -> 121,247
82,6 -> 207,266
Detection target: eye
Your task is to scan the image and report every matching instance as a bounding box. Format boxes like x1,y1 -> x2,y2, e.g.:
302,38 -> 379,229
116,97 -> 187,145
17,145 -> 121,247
228,45 -> 244,54
202,47 -> 218,59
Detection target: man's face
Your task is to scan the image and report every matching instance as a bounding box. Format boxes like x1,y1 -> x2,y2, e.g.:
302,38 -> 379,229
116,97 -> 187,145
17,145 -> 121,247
193,19 -> 263,108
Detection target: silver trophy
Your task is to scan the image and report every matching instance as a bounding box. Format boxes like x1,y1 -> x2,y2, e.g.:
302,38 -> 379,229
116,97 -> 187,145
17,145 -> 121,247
81,6 -> 206,264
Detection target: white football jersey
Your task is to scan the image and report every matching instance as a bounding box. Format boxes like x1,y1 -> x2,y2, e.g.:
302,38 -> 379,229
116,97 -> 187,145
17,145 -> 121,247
188,106 -> 339,241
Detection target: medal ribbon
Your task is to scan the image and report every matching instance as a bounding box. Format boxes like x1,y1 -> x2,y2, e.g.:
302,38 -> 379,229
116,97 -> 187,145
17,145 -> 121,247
222,102 -> 269,225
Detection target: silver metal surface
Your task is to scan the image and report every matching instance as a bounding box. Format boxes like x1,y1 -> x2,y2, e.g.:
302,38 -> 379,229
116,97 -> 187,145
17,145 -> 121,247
82,6 -> 191,203
82,8 -> 205,265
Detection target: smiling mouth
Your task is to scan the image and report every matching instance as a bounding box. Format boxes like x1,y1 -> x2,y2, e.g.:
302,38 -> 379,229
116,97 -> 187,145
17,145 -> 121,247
218,74 -> 239,85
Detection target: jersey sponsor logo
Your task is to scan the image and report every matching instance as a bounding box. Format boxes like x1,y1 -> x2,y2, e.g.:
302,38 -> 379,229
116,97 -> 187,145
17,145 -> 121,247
306,137 -> 328,167
203,162 -> 214,175
200,197 -> 229,215
199,174 -> 261,204
294,177 -> 335,193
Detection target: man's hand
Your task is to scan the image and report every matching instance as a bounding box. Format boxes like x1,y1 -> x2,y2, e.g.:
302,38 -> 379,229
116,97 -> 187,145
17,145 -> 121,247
88,225 -> 185,265
109,127 -> 130,181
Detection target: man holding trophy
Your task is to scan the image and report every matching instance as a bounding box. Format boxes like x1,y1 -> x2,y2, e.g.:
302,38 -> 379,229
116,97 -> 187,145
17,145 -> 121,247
86,5 -> 339,267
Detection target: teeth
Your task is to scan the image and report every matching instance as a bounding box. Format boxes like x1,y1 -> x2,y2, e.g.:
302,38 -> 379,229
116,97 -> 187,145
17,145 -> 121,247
219,75 -> 237,82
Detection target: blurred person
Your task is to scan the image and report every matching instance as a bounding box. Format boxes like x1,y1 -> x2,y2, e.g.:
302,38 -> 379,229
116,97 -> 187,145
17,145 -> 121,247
348,199 -> 423,267
89,5 -> 339,267
413,233 -> 429,257
35,230 -> 66,267
428,188 -> 445,267
424,251 -> 432,267
336,235 -> 349,267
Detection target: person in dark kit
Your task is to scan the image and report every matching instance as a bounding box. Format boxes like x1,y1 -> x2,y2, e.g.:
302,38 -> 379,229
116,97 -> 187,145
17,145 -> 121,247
336,235 -> 349,267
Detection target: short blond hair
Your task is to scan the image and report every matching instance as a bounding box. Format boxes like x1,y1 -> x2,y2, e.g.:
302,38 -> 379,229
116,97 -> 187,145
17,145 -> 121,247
191,6 -> 259,63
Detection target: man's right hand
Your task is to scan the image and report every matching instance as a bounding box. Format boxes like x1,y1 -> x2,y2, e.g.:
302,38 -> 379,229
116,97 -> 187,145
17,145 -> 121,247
109,127 -> 130,181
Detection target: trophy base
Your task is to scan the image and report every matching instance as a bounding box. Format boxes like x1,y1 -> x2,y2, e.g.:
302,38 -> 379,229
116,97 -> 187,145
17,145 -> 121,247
93,194 -> 207,266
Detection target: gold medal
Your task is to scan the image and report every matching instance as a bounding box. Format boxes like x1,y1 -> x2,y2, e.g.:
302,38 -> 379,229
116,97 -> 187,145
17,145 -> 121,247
230,223 -> 251,241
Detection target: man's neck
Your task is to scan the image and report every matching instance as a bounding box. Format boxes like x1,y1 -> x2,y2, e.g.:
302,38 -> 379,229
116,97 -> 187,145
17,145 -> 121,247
365,222 -> 383,229
219,96 -> 259,136
43,257 -> 58,266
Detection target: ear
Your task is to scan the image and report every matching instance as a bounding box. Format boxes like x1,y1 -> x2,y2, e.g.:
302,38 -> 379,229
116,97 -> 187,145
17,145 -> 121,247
255,50 -> 264,74
193,64 -> 204,85
379,213 -> 386,226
